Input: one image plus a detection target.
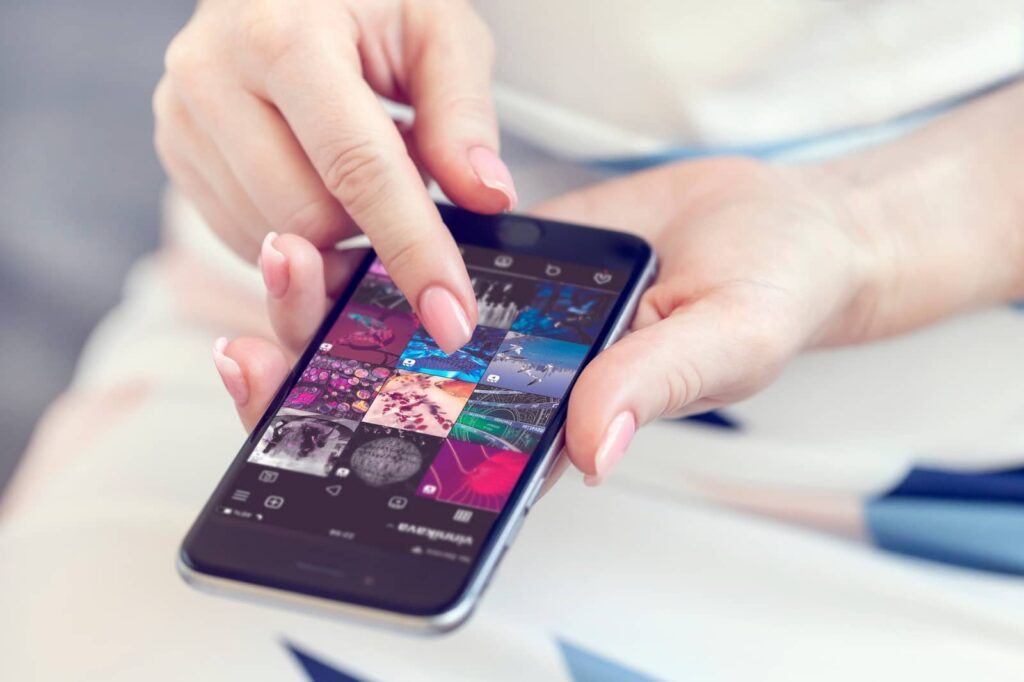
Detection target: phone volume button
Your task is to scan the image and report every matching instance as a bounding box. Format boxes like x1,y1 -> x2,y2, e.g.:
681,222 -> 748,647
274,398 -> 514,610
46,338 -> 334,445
524,475 -> 544,510
505,513 -> 527,549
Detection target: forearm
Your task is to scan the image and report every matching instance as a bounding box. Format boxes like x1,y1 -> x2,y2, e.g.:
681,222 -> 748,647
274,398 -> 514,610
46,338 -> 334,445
810,78 -> 1024,342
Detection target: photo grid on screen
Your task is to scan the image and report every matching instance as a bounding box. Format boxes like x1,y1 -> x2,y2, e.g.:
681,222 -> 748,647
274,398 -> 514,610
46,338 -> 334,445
248,257 -> 615,514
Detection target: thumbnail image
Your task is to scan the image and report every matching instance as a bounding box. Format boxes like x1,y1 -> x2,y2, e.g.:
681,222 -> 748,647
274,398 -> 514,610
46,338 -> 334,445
321,302 -> 419,365
248,410 -> 357,477
397,325 -> 506,382
417,440 -> 529,513
471,272 -> 537,329
480,332 -> 588,399
362,370 -> 474,437
350,261 -> 413,312
511,282 -> 614,345
284,354 -> 391,420
334,422 -> 442,493
449,386 -> 558,453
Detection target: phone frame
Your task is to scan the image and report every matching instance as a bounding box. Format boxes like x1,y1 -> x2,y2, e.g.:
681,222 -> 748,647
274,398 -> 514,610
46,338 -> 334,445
179,204 -> 656,632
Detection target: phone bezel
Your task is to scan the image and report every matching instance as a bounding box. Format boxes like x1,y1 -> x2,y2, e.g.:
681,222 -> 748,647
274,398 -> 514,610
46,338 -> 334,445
179,203 -> 655,630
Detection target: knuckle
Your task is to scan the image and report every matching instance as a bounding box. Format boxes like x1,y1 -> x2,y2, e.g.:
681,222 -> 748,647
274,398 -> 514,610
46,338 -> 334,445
379,237 -> 422,283
661,346 -> 704,413
318,138 -> 396,214
446,94 -> 495,125
163,32 -> 211,88
238,1 -> 300,66
282,199 -> 345,245
151,77 -> 173,121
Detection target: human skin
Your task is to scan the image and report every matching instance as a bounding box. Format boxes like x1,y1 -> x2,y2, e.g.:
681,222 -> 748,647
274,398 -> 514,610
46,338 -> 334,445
161,0 -> 1024,483
211,78 -> 1024,486
153,0 -> 517,355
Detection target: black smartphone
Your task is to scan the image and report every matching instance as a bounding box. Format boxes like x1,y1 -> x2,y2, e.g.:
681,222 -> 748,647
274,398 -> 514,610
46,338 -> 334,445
179,204 -> 656,632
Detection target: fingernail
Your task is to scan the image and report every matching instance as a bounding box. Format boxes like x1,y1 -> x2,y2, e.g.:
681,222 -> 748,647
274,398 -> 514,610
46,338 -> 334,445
584,412 -> 635,486
468,146 -> 517,211
418,285 -> 473,355
260,232 -> 288,298
212,337 -> 249,405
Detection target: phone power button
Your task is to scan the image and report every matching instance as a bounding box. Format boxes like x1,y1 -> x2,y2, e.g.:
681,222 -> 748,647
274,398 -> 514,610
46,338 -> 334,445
505,513 -> 527,549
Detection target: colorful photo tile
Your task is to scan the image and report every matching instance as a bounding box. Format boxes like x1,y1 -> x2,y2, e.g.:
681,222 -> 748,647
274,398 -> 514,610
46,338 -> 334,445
449,386 -> 558,453
362,370 -> 474,437
480,332 -> 587,399
416,440 -> 529,513
333,422 -> 442,494
321,302 -> 419,366
283,354 -> 391,421
510,281 -> 614,345
350,264 -> 413,313
397,325 -> 506,382
248,410 -> 357,478
471,272 -> 538,329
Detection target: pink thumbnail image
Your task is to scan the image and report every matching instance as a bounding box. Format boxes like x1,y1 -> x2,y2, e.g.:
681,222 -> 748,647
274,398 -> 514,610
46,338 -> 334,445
417,439 -> 529,512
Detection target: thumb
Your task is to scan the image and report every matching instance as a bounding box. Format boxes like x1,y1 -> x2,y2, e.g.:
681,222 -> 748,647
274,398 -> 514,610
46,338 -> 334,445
405,1 -> 516,213
565,289 -> 798,484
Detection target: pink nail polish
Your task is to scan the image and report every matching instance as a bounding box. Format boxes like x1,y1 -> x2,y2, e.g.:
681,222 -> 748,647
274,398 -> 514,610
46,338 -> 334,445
418,285 -> 473,355
468,146 -> 518,211
260,232 -> 289,298
212,337 -> 249,406
583,412 -> 636,486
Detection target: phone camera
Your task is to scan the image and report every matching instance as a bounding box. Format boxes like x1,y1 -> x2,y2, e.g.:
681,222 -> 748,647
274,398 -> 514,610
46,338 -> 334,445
498,217 -> 542,246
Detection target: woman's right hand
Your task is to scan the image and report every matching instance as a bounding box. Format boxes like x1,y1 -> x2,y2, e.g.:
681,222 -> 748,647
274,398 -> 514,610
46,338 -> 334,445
154,0 -> 516,353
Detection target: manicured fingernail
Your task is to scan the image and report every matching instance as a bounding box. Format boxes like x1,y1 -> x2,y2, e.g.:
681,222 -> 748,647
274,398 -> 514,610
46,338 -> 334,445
584,412 -> 635,486
260,231 -> 288,298
418,285 -> 473,355
468,146 -> 517,210
212,337 -> 249,405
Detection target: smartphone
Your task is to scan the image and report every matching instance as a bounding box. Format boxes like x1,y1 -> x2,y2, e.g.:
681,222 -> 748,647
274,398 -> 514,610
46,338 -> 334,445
179,204 -> 655,632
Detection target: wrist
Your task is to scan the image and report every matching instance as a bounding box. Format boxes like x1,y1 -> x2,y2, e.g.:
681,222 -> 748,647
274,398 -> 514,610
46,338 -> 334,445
799,118 -> 1024,342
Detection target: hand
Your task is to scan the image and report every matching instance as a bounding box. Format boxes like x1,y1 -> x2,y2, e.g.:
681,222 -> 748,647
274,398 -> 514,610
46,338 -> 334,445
215,83 -> 1024,489
213,158 -> 879,485
154,0 -> 516,353
530,158 -> 884,484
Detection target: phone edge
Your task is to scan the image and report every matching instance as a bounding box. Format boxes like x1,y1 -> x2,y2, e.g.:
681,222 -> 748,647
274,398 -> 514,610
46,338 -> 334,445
177,243 -> 659,634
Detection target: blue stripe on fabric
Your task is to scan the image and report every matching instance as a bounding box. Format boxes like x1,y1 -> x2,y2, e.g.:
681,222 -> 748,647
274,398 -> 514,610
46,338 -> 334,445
590,74 -> 1021,172
680,410 -> 741,430
881,465 -> 1024,504
284,642 -> 364,682
1011,300 -> 1024,311
558,639 -> 661,682
865,498 -> 1024,575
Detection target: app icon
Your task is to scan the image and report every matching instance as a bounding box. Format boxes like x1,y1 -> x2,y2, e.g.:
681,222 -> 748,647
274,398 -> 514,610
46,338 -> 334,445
264,495 -> 285,510
319,342 -> 333,351
231,489 -> 250,503
494,254 -> 513,269
485,373 -> 500,383
325,484 -> 342,496
401,358 -> 416,367
335,467 -> 351,478
422,484 -> 438,495
388,496 -> 408,510
593,270 -> 612,285
545,264 -> 562,277
453,509 -> 473,523
257,470 -> 278,484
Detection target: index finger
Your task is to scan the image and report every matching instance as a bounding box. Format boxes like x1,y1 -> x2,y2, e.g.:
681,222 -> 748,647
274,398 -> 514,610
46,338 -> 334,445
263,43 -> 476,354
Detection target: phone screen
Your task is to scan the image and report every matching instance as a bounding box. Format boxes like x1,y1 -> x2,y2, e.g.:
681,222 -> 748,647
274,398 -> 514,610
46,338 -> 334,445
205,242 -> 627,586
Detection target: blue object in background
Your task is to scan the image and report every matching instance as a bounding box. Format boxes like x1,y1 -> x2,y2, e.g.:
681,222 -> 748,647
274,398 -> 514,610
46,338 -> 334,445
867,465 -> 1024,575
680,410 -> 741,431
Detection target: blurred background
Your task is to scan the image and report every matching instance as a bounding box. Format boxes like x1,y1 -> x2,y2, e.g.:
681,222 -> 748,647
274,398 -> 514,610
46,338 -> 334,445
0,1 -> 191,491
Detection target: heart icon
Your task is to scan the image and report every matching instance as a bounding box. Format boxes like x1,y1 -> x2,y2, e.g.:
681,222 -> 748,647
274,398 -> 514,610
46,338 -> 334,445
593,271 -> 612,285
